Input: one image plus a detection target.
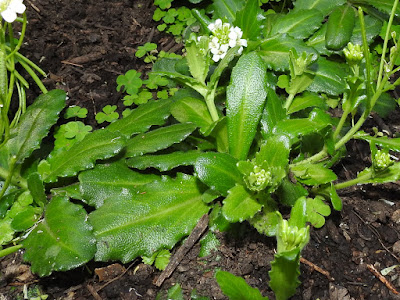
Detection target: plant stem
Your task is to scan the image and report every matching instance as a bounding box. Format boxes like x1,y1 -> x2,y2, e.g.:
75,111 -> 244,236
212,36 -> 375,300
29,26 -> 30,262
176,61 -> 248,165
333,110 -> 349,140
334,169 -> 373,190
0,244 -> 23,258
0,163 -> 28,192
205,89 -> 219,122
283,93 -> 295,111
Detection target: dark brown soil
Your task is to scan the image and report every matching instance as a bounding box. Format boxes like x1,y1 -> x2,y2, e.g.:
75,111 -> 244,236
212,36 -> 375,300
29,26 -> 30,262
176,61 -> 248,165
2,0 -> 400,299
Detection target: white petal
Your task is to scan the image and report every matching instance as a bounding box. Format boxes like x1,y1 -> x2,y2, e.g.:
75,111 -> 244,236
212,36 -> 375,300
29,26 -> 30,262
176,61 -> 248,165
210,47 -> 220,55
240,39 -> 248,47
212,54 -> 220,62
220,44 -> 229,52
207,23 -> 215,31
238,46 -> 243,54
229,39 -> 236,48
13,1 -> 26,13
1,9 -> 16,22
215,19 -> 222,27
228,30 -> 237,40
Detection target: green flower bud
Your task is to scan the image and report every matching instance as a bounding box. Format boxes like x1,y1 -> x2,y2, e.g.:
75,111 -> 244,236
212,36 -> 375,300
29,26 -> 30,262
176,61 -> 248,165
246,165 -> 272,192
374,150 -> 393,171
276,220 -> 310,253
343,42 -> 363,64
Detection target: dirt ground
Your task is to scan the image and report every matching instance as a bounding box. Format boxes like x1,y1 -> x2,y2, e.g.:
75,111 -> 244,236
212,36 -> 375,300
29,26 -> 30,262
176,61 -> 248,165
2,0 -> 400,299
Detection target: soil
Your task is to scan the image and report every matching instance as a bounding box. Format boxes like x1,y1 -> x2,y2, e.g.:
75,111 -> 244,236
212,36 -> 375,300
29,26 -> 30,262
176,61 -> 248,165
2,0 -> 400,299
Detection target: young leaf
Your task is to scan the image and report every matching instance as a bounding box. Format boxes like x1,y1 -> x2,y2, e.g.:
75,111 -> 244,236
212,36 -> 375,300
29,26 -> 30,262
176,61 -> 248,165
125,123 -> 196,158
216,270 -> 269,300
23,196 -> 96,277
226,52 -> 268,160
325,5 -> 356,50
294,0 -> 346,15
329,183 -> 343,211
291,163 -> 337,185
2,90 -> 66,166
107,99 -> 172,137
256,135 -> 290,169
194,152 -> 242,196
89,174 -> 209,262
185,38 -> 209,84
269,249 -> 301,300
27,172 -> 47,207
234,0 -> 264,40
222,184 -> 262,222
250,206 -> 282,237
126,150 -> 203,171
79,161 -> 158,208
355,131 -> 400,152
270,9 -> 324,40
40,129 -> 126,183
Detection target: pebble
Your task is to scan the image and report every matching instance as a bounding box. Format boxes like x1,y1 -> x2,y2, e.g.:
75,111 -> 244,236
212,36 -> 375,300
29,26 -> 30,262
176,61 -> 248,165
391,209 -> 400,224
392,240 -> 400,254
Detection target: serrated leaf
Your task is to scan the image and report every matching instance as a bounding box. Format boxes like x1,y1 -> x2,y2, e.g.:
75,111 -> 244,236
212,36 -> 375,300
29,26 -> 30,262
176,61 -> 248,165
211,0 -> 245,23
41,129 -> 126,183
107,99 -> 172,137
23,196 -> 96,276
89,174 -> 209,262
307,57 -> 348,96
355,131 -> 400,152
227,52 -> 268,160
256,135 -> 290,169
362,0 -> 400,16
1,90 -> 66,167
185,40 -> 209,84
125,123 -> 196,158
27,172 -> 47,207
126,150 -> 203,171
259,34 -> 317,71
250,206 -> 282,237
170,97 -> 213,134
234,0 -> 264,40
195,152 -> 242,196
294,0 -> 346,15
222,184 -> 262,222
270,9 -> 324,40
269,249 -> 301,300
216,270 -> 269,300
291,163 -> 337,185
79,161 -> 158,208
359,164 -> 400,184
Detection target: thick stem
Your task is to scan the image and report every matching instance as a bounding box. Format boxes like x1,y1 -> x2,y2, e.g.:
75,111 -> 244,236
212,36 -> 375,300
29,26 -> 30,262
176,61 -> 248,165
333,110 -> 349,140
205,89 -> 219,122
0,163 -> 28,191
283,93 -> 295,111
334,169 -> 373,190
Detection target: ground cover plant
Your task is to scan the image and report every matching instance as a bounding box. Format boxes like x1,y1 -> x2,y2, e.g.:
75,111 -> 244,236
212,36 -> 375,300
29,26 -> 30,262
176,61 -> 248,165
2,0 -> 400,299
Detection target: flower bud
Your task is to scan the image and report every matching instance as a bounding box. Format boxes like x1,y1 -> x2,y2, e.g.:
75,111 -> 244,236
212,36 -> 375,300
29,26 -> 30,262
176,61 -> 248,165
343,42 -> 363,64
374,150 -> 393,171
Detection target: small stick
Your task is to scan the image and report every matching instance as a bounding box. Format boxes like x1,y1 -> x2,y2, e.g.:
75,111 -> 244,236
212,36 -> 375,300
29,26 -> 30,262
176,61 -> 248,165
367,263 -> 399,295
154,214 -> 209,287
87,284 -> 103,300
300,257 -> 335,281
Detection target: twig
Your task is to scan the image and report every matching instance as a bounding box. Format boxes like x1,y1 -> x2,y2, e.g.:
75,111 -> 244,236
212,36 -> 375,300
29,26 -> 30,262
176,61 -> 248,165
96,261 -> 136,293
300,257 -> 335,281
367,263 -> 399,295
87,284 -> 102,300
154,214 -> 209,287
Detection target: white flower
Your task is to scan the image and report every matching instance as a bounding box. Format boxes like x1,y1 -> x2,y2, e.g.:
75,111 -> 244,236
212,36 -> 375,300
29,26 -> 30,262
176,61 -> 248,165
211,44 -> 229,62
208,18 -> 222,32
0,0 -> 25,23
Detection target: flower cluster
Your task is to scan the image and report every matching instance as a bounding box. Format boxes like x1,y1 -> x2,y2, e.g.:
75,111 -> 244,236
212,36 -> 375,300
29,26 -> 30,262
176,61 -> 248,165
0,0 -> 25,23
277,220 -> 310,253
374,149 -> 393,170
246,165 -> 272,192
206,19 -> 247,62
343,42 -> 363,64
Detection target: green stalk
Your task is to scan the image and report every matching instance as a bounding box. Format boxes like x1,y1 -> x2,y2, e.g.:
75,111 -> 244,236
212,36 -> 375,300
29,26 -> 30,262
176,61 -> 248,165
0,163 -> 28,191
333,110 -> 349,140
358,7 -> 372,112
0,244 -> 23,258
283,93 -> 295,111
18,59 -> 47,93
334,169 -> 373,190
376,0 -> 399,88
205,88 -> 219,122
5,13 -> 27,61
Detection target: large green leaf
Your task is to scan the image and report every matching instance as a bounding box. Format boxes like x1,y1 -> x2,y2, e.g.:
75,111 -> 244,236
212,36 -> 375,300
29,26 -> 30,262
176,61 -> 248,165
125,123 -> 196,158
23,196 -> 96,276
216,270 -> 269,300
325,5 -> 355,50
270,9 -> 324,40
39,129 -> 126,183
294,0 -> 346,15
211,0 -> 245,23
1,90 -> 66,167
170,97 -> 213,134
222,184 -> 262,222
126,150 -> 203,171
89,174 -> 210,262
350,15 -> 382,45
79,161 -> 158,208
307,57 -> 348,96
259,35 -> 318,71
107,99 -> 172,137
358,0 -> 400,16
194,152 -> 242,196
287,92 -> 325,114
260,88 -> 287,139
256,135 -> 290,169
226,52 -> 268,160
234,0 -> 264,40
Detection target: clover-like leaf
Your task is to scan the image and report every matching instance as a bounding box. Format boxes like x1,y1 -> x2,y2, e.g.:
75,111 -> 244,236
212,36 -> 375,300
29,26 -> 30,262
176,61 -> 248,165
144,73 -> 169,89
95,105 -> 119,124
306,196 -> 331,228
64,105 -> 88,119
23,196 -> 96,277
53,121 -> 92,151
116,70 -> 143,94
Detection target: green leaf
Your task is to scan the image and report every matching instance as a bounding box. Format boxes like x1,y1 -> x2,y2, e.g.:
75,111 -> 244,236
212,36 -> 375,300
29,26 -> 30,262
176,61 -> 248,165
126,150 -> 203,171
1,90 -> 66,167
27,172 -> 47,207
329,183 -> 343,211
227,52 -> 268,160
211,0 -> 245,23
362,0 -> 400,16
64,106 -> 88,119
250,207 -> 282,237
95,105 -> 119,124
287,92 -> 325,114
107,99 -> 172,137
11,206 -> 40,232
116,70 -> 142,94
194,152 -> 242,196
222,184 -> 262,222
167,283 -> 184,300
307,57 -> 348,96
270,9 -> 324,40
291,163 -> 337,185
185,38 -> 209,83
79,161 -> 158,208
23,196 -> 96,277
350,15 -> 382,45
125,123 -> 196,158
325,5 -> 356,50
269,248 -> 301,300
40,129 -> 126,183
89,174 -> 209,262
260,88 -> 287,139
199,232 -> 220,257
306,23 -> 332,56
170,97 -> 213,134
355,131 -> 400,152
306,196 -> 331,228
259,34 -> 317,71
234,0 -> 264,40
276,178 -> 308,206
294,0 -> 346,15
216,270 -> 269,300
256,135 -> 290,169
